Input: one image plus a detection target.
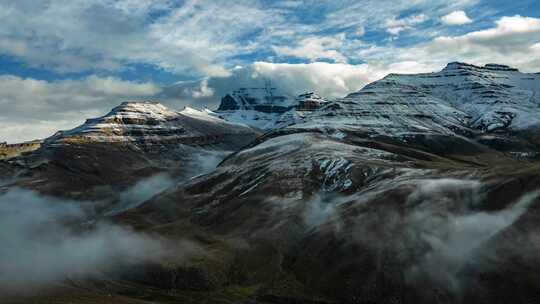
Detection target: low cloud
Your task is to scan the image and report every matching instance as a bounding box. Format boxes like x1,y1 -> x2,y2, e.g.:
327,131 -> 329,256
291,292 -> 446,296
0,188 -> 171,291
302,194 -> 347,232
165,61 -> 388,109
105,174 -> 176,216
105,150 -> 230,216
276,177 -> 540,296
340,177 -> 540,295
402,179 -> 538,293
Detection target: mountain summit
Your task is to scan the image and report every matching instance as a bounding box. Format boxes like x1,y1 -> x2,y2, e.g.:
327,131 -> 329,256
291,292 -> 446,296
49,101 -> 255,145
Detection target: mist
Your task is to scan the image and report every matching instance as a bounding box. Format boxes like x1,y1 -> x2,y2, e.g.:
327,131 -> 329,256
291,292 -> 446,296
105,150 -> 230,216
291,177 -> 540,295
0,188 -> 169,291
0,149 -> 227,292
403,179 -> 540,293
185,150 -> 231,180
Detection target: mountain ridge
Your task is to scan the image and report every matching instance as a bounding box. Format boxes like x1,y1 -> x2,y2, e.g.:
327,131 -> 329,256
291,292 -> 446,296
3,62 -> 540,304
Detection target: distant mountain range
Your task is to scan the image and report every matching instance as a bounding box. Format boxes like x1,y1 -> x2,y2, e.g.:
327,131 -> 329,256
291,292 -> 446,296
2,62 -> 540,304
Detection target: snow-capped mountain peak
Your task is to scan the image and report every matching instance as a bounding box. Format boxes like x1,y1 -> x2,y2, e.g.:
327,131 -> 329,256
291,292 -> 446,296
215,90 -> 330,130
47,101 -> 256,144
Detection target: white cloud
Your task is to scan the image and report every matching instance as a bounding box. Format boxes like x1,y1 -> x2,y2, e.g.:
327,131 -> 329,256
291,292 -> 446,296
441,10 -> 473,25
0,188 -> 169,290
348,15 -> 540,73
273,34 -> 348,63
402,15 -> 540,71
0,75 -> 162,143
385,14 -> 428,35
163,61 -> 401,109
189,79 -> 215,99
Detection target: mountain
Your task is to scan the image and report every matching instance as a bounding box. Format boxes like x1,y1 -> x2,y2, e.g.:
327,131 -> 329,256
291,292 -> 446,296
2,63 -> 540,304
48,101 -> 256,145
213,62 -> 540,153
2,101 -> 260,198
214,87 -> 330,130
289,62 -> 538,136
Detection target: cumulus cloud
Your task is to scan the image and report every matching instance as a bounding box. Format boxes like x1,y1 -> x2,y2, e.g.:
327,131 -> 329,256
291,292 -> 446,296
400,15 -> 540,71
163,61 -> 391,109
0,75 -> 161,143
273,34 -> 348,63
343,15 -> 540,75
441,10 -> 473,25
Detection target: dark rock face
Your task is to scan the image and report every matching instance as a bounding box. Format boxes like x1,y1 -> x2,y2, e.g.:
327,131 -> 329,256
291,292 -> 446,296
218,94 -> 240,111
217,88 -> 292,113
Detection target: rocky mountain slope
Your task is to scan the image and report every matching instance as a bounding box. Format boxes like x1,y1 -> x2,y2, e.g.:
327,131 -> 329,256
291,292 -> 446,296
2,62 -> 540,304
291,62 -> 540,152
1,101 -> 260,199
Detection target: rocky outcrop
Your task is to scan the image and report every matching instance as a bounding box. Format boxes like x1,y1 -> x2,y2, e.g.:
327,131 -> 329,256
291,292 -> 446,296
0,140 -> 41,160
295,92 -> 330,111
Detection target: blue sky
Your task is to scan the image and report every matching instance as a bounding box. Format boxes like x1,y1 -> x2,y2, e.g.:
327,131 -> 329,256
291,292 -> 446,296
1,0 -> 540,142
